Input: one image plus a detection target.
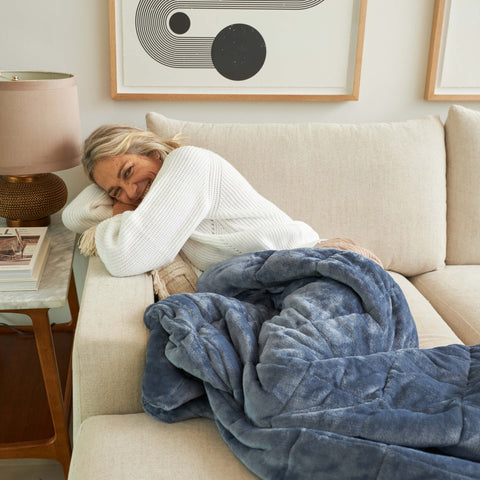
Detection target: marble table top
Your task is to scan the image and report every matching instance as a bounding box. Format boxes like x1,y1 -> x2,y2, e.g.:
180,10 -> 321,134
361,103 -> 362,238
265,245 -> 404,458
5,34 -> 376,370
0,215 -> 77,310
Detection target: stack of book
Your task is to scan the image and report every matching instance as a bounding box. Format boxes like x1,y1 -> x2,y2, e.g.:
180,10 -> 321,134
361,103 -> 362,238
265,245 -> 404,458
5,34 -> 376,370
0,227 -> 51,291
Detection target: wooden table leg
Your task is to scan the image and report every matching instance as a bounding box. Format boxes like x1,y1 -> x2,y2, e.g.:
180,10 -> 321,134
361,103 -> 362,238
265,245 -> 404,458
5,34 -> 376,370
62,273 -> 79,424
68,274 -> 79,330
29,308 -> 72,478
0,273 -> 78,478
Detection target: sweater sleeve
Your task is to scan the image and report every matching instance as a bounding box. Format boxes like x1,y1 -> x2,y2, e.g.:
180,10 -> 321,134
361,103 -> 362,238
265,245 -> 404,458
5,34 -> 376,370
94,147 -> 213,277
62,184 -> 114,233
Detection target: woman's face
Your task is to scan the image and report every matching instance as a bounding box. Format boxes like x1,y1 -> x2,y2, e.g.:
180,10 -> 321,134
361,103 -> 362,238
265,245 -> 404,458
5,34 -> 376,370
93,152 -> 161,206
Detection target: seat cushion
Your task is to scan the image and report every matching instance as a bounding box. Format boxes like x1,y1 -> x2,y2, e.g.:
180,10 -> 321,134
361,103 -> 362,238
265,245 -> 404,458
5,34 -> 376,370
445,105 -> 480,264
69,414 -> 258,480
389,272 -> 462,349
147,112 -> 446,277
410,265 -> 480,345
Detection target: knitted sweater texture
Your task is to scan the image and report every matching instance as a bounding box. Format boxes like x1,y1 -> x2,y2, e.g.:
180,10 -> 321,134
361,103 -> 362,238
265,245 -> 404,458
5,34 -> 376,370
62,146 -> 319,276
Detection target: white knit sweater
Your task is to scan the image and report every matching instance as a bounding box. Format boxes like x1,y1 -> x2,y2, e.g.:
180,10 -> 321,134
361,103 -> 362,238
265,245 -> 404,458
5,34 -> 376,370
62,146 -> 319,276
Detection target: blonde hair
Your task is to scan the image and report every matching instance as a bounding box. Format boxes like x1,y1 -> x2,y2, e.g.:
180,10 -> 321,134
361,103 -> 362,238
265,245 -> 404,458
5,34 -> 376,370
82,124 -> 181,182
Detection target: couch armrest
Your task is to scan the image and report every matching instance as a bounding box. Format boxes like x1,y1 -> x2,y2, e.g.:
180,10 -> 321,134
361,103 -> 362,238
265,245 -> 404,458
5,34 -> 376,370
72,256 -> 154,439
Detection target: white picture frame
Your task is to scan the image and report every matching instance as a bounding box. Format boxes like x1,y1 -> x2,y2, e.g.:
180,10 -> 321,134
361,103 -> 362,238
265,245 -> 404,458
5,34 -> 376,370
109,0 -> 368,101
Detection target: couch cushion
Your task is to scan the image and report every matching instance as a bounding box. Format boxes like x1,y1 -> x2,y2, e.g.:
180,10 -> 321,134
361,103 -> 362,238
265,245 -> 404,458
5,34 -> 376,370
147,113 -> 446,277
72,257 -> 154,438
388,272 -> 462,349
69,414 -> 258,480
410,265 -> 480,345
445,105 -> 480,264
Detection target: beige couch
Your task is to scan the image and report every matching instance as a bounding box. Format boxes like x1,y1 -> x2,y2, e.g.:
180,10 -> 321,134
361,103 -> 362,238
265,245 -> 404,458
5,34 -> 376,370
68,105 -> 480,479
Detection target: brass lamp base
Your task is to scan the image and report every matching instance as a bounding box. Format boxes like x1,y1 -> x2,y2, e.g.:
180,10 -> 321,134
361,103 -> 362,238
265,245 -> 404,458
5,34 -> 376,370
0,174 -> 68,227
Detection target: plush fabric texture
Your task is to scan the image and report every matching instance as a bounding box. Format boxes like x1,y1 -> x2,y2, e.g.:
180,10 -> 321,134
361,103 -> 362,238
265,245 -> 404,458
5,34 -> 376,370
142,248 -> 480,480
445,105 -> 480,264
146,112 -> 447,277
70,264 -> 461,441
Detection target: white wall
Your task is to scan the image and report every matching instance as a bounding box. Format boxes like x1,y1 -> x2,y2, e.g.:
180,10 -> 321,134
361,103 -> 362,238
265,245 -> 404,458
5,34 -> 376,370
2,0 -> 480,199
2,0 -> 480,307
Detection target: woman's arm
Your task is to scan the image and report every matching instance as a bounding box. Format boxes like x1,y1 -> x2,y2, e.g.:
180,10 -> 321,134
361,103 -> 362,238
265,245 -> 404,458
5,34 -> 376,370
62,184 -> 114,233
94,147 -> 213,277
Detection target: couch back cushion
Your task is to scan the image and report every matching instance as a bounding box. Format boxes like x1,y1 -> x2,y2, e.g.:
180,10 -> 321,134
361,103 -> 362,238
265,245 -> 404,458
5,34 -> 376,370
147,112 -> 446,277
445,105 -> 480,265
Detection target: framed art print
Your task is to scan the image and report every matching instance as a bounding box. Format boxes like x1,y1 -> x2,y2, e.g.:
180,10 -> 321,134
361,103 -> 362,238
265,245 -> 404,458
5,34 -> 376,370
109,0 -> 368,101
425,0 -> 480,100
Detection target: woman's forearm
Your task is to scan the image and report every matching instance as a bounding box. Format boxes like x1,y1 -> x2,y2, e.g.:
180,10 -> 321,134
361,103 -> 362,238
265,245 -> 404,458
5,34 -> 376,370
62,184 -> 114,233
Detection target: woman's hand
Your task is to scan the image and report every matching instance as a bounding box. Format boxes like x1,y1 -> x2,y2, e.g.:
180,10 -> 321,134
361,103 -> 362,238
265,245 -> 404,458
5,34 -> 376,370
112,200 -> 137,216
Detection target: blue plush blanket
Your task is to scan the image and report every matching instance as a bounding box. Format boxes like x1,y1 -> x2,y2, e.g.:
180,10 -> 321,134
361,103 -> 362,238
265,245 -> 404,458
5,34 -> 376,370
142,248 -> 480,479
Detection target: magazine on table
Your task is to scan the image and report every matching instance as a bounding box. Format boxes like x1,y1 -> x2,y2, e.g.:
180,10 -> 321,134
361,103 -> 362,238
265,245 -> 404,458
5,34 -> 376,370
0,226 -> 49,280
0,237 -> 51,291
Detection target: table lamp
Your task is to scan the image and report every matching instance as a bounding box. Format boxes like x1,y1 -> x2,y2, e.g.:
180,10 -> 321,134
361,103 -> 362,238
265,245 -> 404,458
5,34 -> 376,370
0,71 -> 82,226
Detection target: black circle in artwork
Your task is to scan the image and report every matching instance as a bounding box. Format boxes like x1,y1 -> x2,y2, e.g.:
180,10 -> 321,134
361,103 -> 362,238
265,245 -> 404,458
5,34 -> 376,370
211,24 -> 266,81
169,12 -> 190,35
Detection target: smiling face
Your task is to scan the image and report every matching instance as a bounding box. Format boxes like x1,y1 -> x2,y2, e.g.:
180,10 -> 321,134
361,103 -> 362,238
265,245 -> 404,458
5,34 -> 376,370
93,152 -> 161,206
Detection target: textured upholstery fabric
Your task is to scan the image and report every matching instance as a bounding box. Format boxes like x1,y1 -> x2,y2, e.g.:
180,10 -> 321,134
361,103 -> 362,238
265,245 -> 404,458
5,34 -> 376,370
411,265 -> 480,345
147,112 -> 446,277
69,414 -> 258,480
389,272 -> 462,349
445,105 -> 480,264
72,256 -> 153,437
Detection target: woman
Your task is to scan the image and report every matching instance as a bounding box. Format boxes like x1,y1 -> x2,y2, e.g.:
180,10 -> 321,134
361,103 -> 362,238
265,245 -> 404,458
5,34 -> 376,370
62,124 -> 324,277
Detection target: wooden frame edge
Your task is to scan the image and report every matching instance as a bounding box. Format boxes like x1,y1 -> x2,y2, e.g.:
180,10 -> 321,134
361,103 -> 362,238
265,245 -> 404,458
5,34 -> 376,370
109,0 -> 119,100
425,0 -> 480,101
424,0 -> 444,100
350,0 -> 367,101
109,0 -> 367,102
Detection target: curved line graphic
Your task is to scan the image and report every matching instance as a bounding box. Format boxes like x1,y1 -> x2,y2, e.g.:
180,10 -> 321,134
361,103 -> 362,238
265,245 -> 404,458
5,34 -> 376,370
135,0 -> 325,69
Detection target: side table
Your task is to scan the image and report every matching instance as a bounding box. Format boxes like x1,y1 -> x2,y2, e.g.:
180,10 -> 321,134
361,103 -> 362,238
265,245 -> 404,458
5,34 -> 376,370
0,220 -> 79,479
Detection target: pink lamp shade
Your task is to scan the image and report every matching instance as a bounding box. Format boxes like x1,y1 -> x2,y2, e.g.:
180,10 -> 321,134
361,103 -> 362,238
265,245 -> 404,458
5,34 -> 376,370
0,71 -> 82,226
